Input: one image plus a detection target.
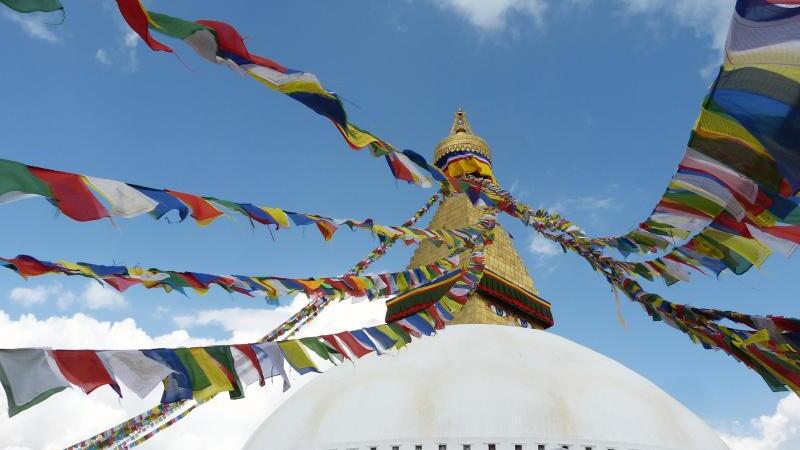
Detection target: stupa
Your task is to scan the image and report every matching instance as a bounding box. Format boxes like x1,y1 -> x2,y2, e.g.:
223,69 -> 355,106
244,111 -> 729,450
386,109 -> 552,330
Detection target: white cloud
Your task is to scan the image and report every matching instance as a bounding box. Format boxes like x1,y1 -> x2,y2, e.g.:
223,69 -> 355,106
9,286 -> 50,307
528,233 -> 560,257
551,195 -> 618,213
572,196 -> 616,211
9,283 -> 74,310
123,29 -> 139,48
719,394 -> 800,450
430,0 -> 548,31
0,309 -> 309,449
173,295 -> 387,343
1,10 -> 60,43
293,297 -> 387,338
508,179 -> 530,200
92,13 -> 140,72
56,291 -> 75,310
0,292 -> 388,448
80,282 -> 126,310
428,0 -> 735,59
95,48 -> 112,66
615,0 -> 735,58
0,310 -> 213,349
7,282 -> 125,310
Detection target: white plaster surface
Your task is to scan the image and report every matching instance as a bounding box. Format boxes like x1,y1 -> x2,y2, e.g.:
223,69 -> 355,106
245,325 -> 728,450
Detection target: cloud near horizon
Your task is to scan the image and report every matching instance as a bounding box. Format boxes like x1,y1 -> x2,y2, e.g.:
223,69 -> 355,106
0,292 -> 387,449
3,303 -> 799,449
719,394 -> 800,450
8,281 -> 126,311
430,0 -> 735,56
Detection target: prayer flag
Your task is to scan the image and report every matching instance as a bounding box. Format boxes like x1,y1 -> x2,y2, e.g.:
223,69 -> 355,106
0,0 -> 61,13
277,340 -> 320,375
28,167 -> 109,222
51,350 -> 121,396
0,349 -> 68,417
142,349 -> 193,403
0,159 -> 52,204
165,190 -> 223,225
84,177 -> 157,218
115,0 -> 172,52
96,350 -> 172,399
252,342 -> 290,391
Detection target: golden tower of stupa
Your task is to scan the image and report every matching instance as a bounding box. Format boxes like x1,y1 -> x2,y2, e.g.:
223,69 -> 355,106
386,110 -> 553,329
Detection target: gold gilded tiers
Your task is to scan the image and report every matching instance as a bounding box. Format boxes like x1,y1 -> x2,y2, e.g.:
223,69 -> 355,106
408,193 -> 537,295
407,110 -> 544,328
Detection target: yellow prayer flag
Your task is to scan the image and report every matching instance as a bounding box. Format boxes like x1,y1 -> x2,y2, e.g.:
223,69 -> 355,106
188,348 -> 233,402
262,208 -> 290,228
278,341 -> 319,373
704,229 -> 772,267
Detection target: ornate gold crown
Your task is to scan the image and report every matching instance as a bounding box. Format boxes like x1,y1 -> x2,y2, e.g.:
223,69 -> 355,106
433,109 -> 492,165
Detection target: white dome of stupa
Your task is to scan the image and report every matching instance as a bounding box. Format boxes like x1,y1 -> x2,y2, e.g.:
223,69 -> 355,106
244,324 -> 728,450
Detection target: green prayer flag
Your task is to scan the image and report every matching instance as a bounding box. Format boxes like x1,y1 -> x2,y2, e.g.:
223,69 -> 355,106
0,0 -> 62,13
205,346 -> 243,400
386,323 -> 412,345
148,12 -> 211,40
299,337 -> 340,364
0,159 -> 52,200
203,197 -> 248,216
174,348 -> 212,393
664,190 -> 724,217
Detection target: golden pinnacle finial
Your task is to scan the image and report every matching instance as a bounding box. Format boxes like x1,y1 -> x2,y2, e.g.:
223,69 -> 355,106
450,108 -> 473,136
434,108 -> 492,165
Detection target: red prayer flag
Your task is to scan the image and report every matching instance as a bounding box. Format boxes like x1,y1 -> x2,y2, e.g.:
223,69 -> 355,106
6,256 -> 56,277
321,335 -> 351,361
334,332 -> 372,359
386,153 -> 415,184
315,220 -> 337,241
194,20 -> 286,71
165,190 -> 223,225
51,350 -> 121,396
233,344 -> 265,386
115,0 -> 172,53
425,305 -> 446,330
28,167 -> 109,222
764,225 -> 800,245
175,273 -> 207,290
104,276 -> 140,292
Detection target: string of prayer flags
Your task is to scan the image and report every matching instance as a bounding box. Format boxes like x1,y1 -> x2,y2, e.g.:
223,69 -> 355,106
0,158 -> 477,246
4,3 -> 446,188
0,252 -> 462,304
615,276 -> 800,396
64,401 -> 192,450
112,1 -> 442,188
350,192 -> 441,274
460,175 -> 787,286
585,0 -> 800,259
3,214 -> 494,429
473,176 -> 800,396
259,297 -> 333,343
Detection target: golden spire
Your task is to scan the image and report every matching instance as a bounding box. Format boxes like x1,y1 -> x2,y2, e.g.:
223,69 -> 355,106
433,109 -> 492,165
385,109 -> 551,329
449,108 -> 473,135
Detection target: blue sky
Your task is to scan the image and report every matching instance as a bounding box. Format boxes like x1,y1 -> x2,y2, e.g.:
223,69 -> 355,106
3,0 -> 799,448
